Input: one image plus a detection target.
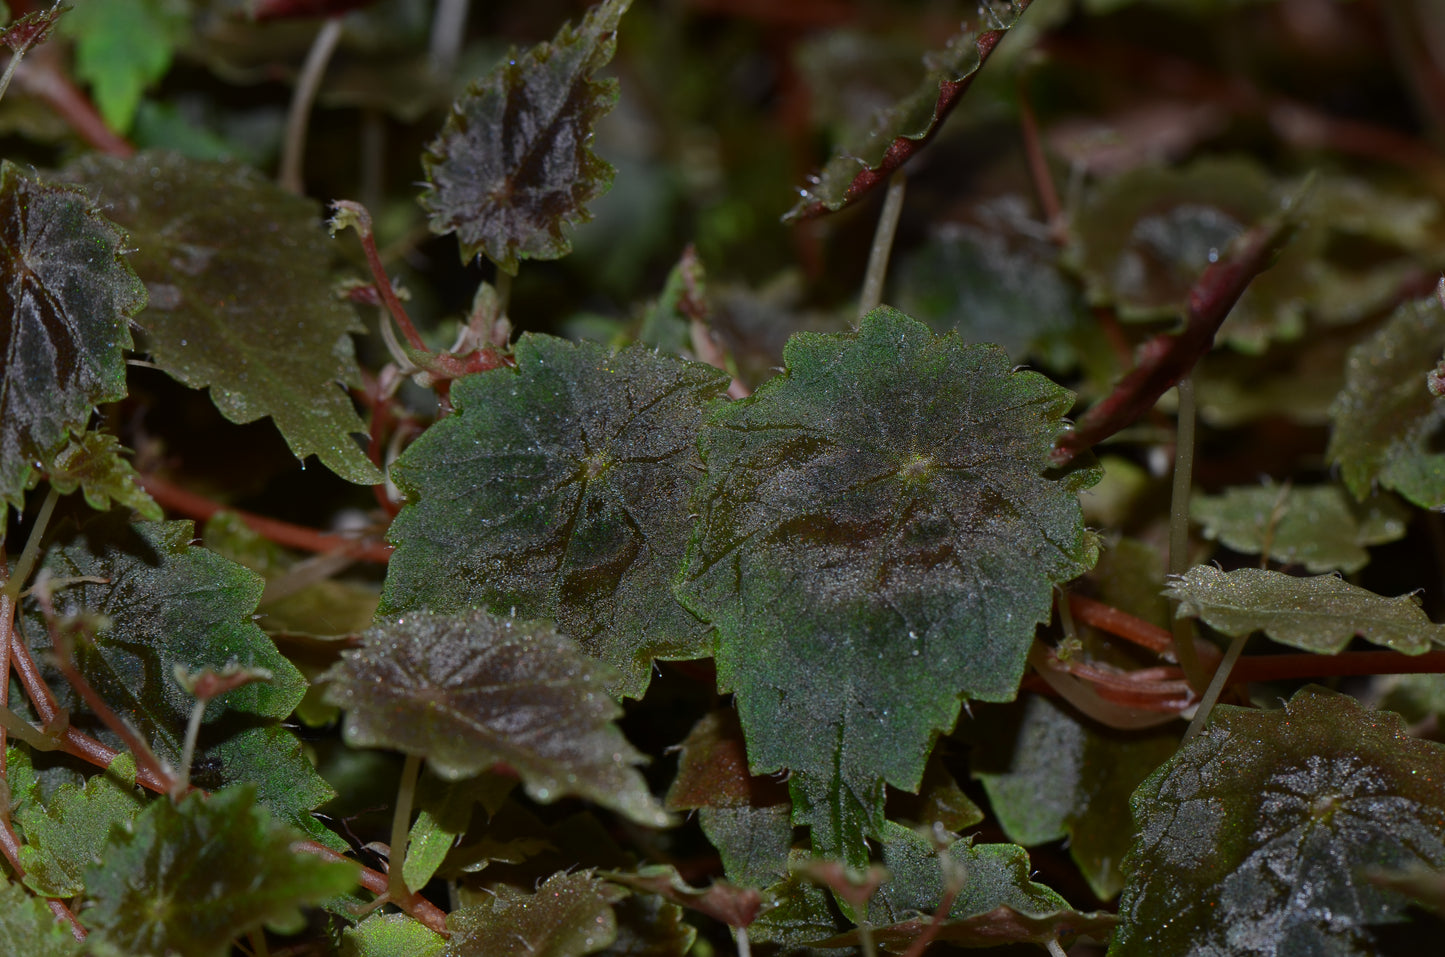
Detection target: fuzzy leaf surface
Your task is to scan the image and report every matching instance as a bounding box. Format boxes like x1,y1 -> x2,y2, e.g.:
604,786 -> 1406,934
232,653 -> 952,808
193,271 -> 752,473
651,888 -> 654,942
1166,565 -> 1445,654
445,870 -> 625,957
382,334 -> 729,697
16,754 -> 144,898
1112,688 -> 1445,956
0,881 -> 83,957
60,151 -> 381,485
82,786 -> 358,957
677,306 -> 1098,863
1329,295 -> 1445,508
322,609 -> 668,826
199,724 -> 343,850
595,895 -> 696,957
1190,482 -> 1407,574
784,2 -> 1030,221
26,519 -> 306,758
41,431 -> 161,519
343,913 -> 446,957
0,161 -> 145,512
420,0 -> 629,274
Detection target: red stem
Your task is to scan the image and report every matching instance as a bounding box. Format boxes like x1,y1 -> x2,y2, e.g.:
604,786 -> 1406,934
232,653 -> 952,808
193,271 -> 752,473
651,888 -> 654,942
293,840 -> 449,934
138,475 -> 393,564
1051,200 -> 1301,466
786,0 -> 1032,221
331,201 -> 427,351
1067,594 -> 1172,654
1017,81 -> 1065,243
13,44 -> 134,157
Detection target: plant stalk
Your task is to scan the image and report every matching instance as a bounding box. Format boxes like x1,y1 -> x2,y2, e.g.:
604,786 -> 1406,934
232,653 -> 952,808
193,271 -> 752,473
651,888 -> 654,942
3,487 -> 59,604
280,16 -> 344,194
858,171 -> 906,319
1184,631 -> 1249,742
1168,375 -> 1207,691
389,752 -> 423,902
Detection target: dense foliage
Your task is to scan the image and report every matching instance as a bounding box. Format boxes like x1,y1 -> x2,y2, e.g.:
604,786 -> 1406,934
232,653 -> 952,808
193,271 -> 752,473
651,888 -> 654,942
6,0 -> 1445,954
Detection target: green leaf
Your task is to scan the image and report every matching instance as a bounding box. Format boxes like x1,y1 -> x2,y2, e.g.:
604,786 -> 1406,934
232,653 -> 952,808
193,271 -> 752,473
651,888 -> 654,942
16,753 -> 144,898
420,0 -> 630,274
0,161 -> 145,513
82,786 -> 358,957
970,695 -> 1179,900
1112,687 -> 1445,955
603,865 -> 763,929
58,0 -> 187,133
404,773 -> 513,893
1165,564 -> 1445,654
343,913 -> 446,957
1329,294 -> 1445,508
60,151 -> 382,486
0,880 -> 83,957
894,205 -> 1088,367
24,519 -> 307,758
784,4 -> 1031,221
677,306 -> 1099,864
1190,481 -> 1408,574
41,430 -> 161,520
321,609 -> 670,827
381,334 -> 729,698
445,870 -> 625,957
199,724 -> 342,851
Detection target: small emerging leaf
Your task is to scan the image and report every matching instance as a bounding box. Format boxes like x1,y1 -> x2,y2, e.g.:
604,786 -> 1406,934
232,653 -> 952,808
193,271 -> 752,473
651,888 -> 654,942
58,0 -> 188,133
382,334 -> 729,697
322,609 -> 670,827
343,913 -> 446,957
82,786 -> 358,957
1112,687 -> 1445,955
445,870 -> 625,957
61,151 -> 383,486
42,430 -> 161,519
420,0 -> 630,274
0,162 -> 145,513
1166,564 -> 1445,654
1190,481 -> 1407,574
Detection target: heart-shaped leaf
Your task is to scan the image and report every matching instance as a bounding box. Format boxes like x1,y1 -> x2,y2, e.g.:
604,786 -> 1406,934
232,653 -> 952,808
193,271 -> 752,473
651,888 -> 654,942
677,306 -> 1099,864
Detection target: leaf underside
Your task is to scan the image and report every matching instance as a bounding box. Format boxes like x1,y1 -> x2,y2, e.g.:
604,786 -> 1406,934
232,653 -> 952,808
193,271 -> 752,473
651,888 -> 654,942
676,306 -> 1099,864
1166,564 -> 1445,655
0,161 -> 145,512
60,151 -> 382,485
420,0 -> 630,274
381,334 -> 729,698
322,608 -> 670,827
1112,687 -> 1445,956
445,870 -> 625,957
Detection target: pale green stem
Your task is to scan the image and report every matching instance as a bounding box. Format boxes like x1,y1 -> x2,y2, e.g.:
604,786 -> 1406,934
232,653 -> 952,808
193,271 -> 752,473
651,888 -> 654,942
734,926 -> 752,957
1168,375 -> 1207,691
389,752 -> 423,902
859,922 -> 878,957
428,0 -> 471,77
858,171 -> 907,320
0,705 -> 61,751
1046,940 -> 1068,957
0,45 -> 28,107
279,16 -> 344,194
173,698 -> 206,799
1184,631 -> 1249,743
4,487 -> 59,604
